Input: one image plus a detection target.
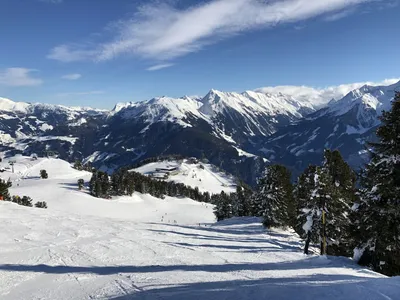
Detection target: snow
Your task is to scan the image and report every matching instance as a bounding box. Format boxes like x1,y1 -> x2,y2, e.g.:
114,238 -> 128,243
133,159 -> 236,194
200,90 -> 314,119
83,151 -> 118,164
69,118 -> 87,127
324,81 -> 400,122
115,96 -> 206,131
0,97 -> 105,115
233,146 -> 256,158
32,135 -> 78,145
0,97 -> 30,113
1,157 -> 400,299
39,123 -> 54,131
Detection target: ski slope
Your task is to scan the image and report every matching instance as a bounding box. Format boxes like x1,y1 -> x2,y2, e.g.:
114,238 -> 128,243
0,156 -> 399,299
133,159 -> 236,194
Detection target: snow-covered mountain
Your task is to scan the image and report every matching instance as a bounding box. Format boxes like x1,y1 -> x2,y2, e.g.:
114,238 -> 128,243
1,80 -> 399,184
261,80 -> 400,175
0,97 -> 106,159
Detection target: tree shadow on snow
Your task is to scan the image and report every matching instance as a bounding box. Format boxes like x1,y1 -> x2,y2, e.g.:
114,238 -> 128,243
107,275 -> 392,300
147,227 -> 302,252
161,241 -> 301,253
60,182 -> 80,191
0,256 -> 361,276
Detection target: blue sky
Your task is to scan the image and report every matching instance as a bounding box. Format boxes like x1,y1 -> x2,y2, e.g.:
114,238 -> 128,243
1,0 -> 399,108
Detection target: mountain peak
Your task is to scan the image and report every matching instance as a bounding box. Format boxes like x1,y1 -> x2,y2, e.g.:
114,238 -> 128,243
0,97 -> 30,113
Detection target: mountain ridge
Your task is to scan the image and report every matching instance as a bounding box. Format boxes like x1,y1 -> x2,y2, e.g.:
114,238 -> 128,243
1,80 -> 399,184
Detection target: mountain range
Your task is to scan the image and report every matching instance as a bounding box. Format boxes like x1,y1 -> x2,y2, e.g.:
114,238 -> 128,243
1,80 -> 399,185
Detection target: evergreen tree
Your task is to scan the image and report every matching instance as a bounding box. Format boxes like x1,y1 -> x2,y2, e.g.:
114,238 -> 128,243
322,149 -> 356,256
294,165 -> 319,254
20,196 -> 33,207
295,165 -> 337,255
77,179 -> 84,190
35,201 -> 48,209
249,190 -> 264,217
213,191 -> 233,221
257,165 -> 294,228
355,92 -> 400,276
232,185 -> 252,217
73,160 -> 83,170
40,169 -> 48,179
0,178 -> 11,201
89,171 -> 111,198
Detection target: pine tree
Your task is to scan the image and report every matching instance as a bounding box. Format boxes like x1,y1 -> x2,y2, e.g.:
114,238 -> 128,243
0,178 -> 11,201
40,169 -> 48,179
213,191 -> 232,221
20,196 -> 33,207
35,201 -> 48,209
73,160 -> 83,170
354,92 -> 400,276
294,165 -> 319,254
322,149 -> 356,256
89,171 -> 111,198
78,179 -> 84,190
257,165 -> 294,228
295,165 -> 336,255
232,185 -> 251,217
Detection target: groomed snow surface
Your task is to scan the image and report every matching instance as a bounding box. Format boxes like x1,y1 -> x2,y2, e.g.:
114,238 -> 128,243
0,156 -> 399,299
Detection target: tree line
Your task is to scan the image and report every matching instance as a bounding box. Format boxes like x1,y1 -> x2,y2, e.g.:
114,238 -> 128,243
87,167 -> 215,203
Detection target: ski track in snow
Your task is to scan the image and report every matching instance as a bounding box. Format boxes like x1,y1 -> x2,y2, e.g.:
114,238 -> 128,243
0,157 -> 399,299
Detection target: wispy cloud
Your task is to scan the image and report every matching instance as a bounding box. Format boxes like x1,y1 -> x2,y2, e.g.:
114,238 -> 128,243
0,68 -> 43,87
47,0 -> 378,63
57,90 -> 104,97
146,63 -> 174,71
61,73 -> 82,80
256,78 -> 400,107
39,0 -> 63,4
324,8 -> 355,22
48,45 -> 96,62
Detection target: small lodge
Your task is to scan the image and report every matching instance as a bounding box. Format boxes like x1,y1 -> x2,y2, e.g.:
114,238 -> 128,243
150,165 -> 180,179
155,166 -> 178,172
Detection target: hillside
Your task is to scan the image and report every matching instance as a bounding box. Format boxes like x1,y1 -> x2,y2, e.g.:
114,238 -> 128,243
133,158 -> 236,194
0,156 -> 213,222
0,156 -> 399,299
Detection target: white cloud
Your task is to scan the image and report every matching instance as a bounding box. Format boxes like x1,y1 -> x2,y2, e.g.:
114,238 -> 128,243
146,63 -> 174,71
0,68 -> 43,87
56,90 -> 104,97
47,0 -> 378,63
61,73 -> 82,80
255,78 -> 400,107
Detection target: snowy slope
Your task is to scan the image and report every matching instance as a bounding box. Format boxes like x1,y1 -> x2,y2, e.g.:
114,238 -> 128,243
0,156 -> 213,222
1,208 -> 399,299
133,159 -> 236,194
0,156 -> 400,299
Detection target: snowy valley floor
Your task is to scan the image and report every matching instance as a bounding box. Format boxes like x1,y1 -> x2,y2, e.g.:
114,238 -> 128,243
0,158 -> 399,299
